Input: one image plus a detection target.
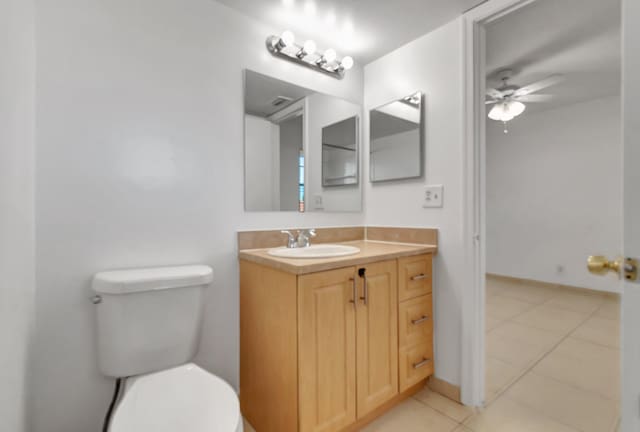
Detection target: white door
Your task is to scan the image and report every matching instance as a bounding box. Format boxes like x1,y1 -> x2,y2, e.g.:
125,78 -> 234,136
621,1 -> 639,430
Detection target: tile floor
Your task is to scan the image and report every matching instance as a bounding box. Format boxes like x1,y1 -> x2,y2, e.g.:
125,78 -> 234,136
244,275 -> 621,431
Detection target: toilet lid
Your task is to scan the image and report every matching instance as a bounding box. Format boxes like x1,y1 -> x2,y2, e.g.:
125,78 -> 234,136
110,363 -> 241,432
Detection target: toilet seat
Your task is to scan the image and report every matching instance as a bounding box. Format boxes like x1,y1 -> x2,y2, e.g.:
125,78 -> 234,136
109,363 -> 243,432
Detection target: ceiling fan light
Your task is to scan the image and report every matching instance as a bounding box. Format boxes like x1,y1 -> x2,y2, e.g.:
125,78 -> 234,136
488,100 -> 525,122
488,104 -> 507,121
509,101 -> 526,117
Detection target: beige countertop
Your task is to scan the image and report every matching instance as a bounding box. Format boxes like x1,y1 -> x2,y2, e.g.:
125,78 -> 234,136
238,240 -> 437,275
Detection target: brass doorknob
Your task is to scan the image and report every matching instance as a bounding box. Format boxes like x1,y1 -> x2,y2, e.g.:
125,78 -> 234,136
587,256 -> 621,276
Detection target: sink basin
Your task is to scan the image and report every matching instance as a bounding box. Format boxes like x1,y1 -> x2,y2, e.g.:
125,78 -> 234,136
268,244 -> 361,259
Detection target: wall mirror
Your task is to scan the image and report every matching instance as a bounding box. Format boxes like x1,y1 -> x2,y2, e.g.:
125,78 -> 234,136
244,70 -> 362,212
369,92 -> 424,182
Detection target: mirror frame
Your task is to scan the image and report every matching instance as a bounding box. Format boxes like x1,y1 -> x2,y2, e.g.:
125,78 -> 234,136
369,92 -> 425,183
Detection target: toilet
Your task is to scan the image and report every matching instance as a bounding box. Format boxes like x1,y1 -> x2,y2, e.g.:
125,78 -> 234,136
92,265 -> 243,432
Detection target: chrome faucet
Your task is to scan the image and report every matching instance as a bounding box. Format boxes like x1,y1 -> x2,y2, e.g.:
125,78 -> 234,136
296,229 -> 316,248
281,229 -> 317,248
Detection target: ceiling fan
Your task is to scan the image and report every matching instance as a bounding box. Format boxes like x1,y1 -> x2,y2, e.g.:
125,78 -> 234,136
486,69 -> 564,133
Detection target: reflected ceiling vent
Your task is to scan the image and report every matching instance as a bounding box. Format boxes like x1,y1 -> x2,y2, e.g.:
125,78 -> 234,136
271,96 -> 294,107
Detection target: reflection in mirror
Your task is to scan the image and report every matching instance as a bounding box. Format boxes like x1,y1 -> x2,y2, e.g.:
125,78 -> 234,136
322,116 -> 358,187
369,92 -> 424,182
244,70 -> 362,212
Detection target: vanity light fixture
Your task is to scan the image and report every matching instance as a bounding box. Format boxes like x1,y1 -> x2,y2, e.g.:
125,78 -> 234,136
266,30 -> 354,79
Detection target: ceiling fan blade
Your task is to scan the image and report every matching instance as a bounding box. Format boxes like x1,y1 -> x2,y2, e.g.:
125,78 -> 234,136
513,74 -> 564,97
486,87 -> 504,99
485,100 -> 499,105
514,94 -> 554,103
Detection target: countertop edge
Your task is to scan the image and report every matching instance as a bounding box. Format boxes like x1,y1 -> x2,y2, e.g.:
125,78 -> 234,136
238,241 -> 437,275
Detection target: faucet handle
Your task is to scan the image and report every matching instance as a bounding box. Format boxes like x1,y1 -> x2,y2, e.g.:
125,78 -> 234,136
305,228 -> 317,238
281,230 -> 297,248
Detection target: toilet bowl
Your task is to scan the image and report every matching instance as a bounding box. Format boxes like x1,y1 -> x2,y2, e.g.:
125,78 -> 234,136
109,363 -> 242,432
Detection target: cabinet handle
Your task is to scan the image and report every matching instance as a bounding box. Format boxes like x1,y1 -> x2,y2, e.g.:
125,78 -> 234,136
349,278 -> 356,307
411,315 -> 429,325
360,274 -> 368,305
410,274 -> 427,281
413,358 -> 431,369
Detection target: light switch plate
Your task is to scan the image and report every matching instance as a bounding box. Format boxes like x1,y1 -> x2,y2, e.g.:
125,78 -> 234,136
313,194 -> 324,209
423,185 -> 443,208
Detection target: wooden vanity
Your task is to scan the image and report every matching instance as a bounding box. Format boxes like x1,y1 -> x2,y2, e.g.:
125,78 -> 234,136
239,231 -> 437,432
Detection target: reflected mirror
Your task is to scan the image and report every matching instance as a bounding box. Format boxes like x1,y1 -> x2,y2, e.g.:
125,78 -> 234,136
322,117 -> 358,187
369,92 -> 424,182
244,70 -> 362,212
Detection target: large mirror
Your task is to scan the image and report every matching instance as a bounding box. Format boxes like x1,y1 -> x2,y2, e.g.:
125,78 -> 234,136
369,92 -> 424,182
244,70 -> 362,212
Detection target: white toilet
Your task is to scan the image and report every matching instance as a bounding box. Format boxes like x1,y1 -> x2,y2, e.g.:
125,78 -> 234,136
92,265 -> 243,432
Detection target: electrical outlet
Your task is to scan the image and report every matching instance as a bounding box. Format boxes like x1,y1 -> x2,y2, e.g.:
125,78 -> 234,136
313,194 -> 323,209
423,185 -> 443,208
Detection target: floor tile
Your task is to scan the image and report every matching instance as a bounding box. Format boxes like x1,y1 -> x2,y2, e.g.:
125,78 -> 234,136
485,356 -> 523,403
533,337 -> 620,400
544,290 -> 605,314
485,316 -> 504,333
505,372 -> 619,432
413,388 -> 475,422
512,304 -> 588,333
595,297 -> 621,320
571,315 -> 620,348
361,398 -> 459,432
486,322 -> 563,368
486,295 -> 536,321
464,396 -> 579,432
243,419 -> 256,432
452,425 -> 473,432
499,282 -> 559,305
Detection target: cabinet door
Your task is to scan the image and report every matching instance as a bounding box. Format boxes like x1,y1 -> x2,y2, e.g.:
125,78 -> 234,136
299,267 -> 357,432
356,260 -> 398,418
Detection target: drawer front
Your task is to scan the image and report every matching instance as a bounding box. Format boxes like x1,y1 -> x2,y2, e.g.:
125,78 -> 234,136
399,342 -> 434,392
398,294 -> 433,348
398,254 -> 432,301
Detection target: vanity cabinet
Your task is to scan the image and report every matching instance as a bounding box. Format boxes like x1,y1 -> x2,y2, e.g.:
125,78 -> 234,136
240,253 -> 433,432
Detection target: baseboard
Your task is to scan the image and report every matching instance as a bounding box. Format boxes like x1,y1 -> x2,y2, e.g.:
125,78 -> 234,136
428,376 -> 461,403
486,272 -> 620,298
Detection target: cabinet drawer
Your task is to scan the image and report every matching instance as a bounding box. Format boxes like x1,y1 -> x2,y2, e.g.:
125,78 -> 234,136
399,342 -> 434,392
399,294 -> 432,348
398,254 -> 432,301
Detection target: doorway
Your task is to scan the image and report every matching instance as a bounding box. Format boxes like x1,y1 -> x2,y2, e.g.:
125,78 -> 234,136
462,0 -> 623,430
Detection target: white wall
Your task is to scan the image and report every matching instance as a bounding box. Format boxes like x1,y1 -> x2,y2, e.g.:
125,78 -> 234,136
364,19 -> 465,387
244,115 -> 280,211
306,93 -> 362,212
486,96 -> 622,292
0,0 -> 35,431
33,0 -> 364,430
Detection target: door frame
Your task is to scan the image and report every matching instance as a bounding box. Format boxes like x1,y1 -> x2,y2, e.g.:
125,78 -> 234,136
460,0 -> 539,406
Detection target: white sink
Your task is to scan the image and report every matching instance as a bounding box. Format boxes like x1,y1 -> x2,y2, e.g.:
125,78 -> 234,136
268,244 -> 361,259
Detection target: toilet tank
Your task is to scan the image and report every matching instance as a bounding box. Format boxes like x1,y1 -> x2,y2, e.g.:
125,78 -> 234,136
92,265 -> 213,378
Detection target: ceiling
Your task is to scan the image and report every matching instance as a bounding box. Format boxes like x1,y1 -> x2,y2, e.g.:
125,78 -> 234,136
215,0 -> 486,64
486,0 -> 621,113
244,70 -> 314,117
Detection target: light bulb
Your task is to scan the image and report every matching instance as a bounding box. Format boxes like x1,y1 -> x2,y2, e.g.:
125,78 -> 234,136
280,30 -> 295,47
303,40 -> 317,56
323,48 -> 337,63
341,56 -> 354,70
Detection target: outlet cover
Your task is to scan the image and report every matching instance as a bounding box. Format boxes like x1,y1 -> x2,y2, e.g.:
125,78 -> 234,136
423,185 -> 443,208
